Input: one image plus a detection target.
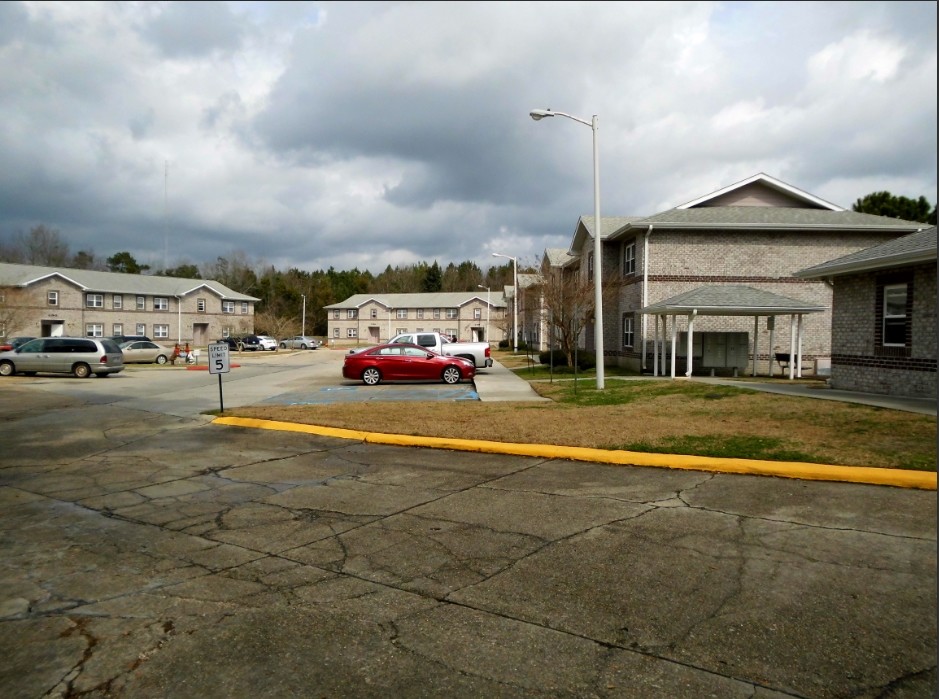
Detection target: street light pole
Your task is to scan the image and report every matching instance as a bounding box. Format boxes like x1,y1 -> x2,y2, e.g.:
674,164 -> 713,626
301,294 -> 306,337
478,284 -> 490,343
530,107 -> 605,389
492,253 -> 517,353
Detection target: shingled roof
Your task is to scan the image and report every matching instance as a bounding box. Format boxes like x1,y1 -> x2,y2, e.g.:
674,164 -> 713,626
795,226 -> 937,278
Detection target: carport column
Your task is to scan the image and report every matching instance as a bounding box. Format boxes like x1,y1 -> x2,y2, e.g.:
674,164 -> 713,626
797,314 -> 804,378
652,315 -> 659,376
767,317 -> 776,376
788,314 -> 796,380
685,309 -> 697,377
661,315 -> 667,376
752,315 -> 759,377
670,314 -> 678,378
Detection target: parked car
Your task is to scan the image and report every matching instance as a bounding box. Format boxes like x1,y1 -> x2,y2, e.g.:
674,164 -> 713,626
240,334 -> 277,351
120,340 -> 172,365
256,335 -> 278,351
215,337 -> 241,350
279,336 -> 320,350
109,334 -> 151,344
0,336 -> 36,352
0,337 -> 124,378
342,342 -> 476,386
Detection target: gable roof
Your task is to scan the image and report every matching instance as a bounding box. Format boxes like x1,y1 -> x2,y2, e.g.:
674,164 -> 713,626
641,285 -> 826,316
795,226 -> 937,279
608,207 -> 925,238
324,291 -> 508,310
0,262 -> 259,301
570,216 -> 644,253
676,173 -> 843,211
543,247 -> 577,268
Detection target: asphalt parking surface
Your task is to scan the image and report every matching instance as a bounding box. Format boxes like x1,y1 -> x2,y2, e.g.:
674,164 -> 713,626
0,351 -> 935,698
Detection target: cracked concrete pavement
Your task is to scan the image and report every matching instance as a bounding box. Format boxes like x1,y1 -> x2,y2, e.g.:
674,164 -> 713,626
0,354 -> 935,698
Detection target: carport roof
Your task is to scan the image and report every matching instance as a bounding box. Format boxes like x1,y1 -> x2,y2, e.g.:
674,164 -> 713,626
641,285 -> 826,316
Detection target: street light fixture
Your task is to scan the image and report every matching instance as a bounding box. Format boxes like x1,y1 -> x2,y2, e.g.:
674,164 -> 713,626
491,253 -> 518,353
301,294 -> 306,337
477,284 -> 490,343
529,107 -> 605,389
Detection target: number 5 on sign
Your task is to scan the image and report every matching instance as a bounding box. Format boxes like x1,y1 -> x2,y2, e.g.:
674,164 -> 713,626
208,342 -> 230,412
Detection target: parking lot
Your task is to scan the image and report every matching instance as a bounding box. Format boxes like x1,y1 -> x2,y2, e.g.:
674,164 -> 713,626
0,350 -> 935,698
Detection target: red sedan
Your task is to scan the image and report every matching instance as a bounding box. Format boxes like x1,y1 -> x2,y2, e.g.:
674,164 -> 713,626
342,342 -> 476,386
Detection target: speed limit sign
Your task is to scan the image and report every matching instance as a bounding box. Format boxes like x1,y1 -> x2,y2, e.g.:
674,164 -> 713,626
208,342 -> 230,374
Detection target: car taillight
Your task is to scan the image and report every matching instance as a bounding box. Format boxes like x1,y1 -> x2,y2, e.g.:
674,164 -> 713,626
485,346 -> 491,357
99,355 -> 108,364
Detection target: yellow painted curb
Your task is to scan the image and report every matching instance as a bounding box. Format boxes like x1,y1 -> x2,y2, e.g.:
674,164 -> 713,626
212,416 -> 937,490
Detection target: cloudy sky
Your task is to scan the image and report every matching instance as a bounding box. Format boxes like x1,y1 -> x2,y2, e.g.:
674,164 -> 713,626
0,1 -> 935,276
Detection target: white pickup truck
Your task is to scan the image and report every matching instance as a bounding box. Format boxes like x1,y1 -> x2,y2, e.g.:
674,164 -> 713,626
388,332 -> 493,369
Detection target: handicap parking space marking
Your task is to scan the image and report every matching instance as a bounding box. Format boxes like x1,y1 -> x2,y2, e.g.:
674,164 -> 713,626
262,384 -> 479,405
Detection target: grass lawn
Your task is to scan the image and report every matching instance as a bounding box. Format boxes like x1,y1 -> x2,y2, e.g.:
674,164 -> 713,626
224,350 -> 937,472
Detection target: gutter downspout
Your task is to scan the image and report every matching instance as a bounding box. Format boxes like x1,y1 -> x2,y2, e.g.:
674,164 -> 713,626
641,225 -> 653,371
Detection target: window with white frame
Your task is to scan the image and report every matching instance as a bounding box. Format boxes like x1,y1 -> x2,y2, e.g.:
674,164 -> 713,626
622,313 -> 635,348
0,322 -> 5,338
347,309 -> 357,319
222,301 -> 235,313
346,328 -> 357,338
86,293 -> 104,308
446,308 -> 458,319
396,309 -> 408,319
154,297 -> 169,311
154,324 -> 169,339
623,241 -> 636,276
48,290 -> 59,306
333,309 -> 340,319
241,301 -> 248,313
882,283 -> 908,346
333,327 -> 340,337
113,294 -> 123,309
445,328 -> 457,339
136,323 -> 146,335
112,324 -> 123,336
474,308 -> 481,319
417,309 -> 424,319
588,252 -> 594,275
433,308 -> 441,319
85,323 -> 104,337
396,327 -> 406,334
136,296 -> 146,310
370,308 -> 378,319
197,298 -> 206,312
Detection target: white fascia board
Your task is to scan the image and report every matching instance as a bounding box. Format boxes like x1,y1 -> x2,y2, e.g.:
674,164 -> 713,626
676,173 -> 844,211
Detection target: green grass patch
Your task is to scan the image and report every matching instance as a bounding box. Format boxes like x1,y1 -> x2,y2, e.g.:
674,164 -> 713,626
611,435 -> 820,463
536,379 -> 747,406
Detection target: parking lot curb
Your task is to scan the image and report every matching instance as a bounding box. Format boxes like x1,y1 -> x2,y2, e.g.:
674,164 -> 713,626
212,416 -> 937,490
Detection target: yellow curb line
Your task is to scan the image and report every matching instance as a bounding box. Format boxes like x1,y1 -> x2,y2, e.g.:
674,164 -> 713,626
212,416 -> 937,491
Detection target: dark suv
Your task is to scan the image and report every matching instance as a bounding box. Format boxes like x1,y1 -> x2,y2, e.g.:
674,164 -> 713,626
215,337 -> 241,350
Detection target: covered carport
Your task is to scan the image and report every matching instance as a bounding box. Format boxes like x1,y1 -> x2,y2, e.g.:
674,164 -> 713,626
640,285 -> 826,379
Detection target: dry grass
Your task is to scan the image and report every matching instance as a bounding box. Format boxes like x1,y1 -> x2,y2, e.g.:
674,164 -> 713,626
225,357 -> 936,471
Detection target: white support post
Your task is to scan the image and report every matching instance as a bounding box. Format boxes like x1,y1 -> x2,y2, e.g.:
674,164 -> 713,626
652,315 -> 659,377
752,315 -> 759,377
685,310 -> 697,378
768,318 -> 776,377
670,314 -> 678,378
788,315 -> 796,380
796,314 -> 804,378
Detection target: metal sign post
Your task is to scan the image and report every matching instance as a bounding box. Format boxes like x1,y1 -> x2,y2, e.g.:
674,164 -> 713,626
208,342 -> 231,412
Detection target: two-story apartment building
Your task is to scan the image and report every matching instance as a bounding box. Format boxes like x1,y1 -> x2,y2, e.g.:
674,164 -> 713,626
537,174 -> 928,376
324,291 -> 507,347
0,263 -> 260,345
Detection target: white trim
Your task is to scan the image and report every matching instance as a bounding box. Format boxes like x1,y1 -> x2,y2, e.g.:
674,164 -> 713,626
675,173 -> 844,211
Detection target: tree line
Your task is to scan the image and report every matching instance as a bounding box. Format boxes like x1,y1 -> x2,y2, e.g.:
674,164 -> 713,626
2,190 -> 934,339
0,225 -> 519,338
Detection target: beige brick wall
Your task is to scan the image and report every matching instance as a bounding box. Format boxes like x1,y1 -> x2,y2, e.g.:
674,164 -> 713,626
608,229 -> 905,374
8,278 -> 254,345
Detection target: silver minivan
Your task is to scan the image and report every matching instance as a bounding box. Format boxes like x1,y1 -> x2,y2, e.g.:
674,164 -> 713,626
0,337 -> 125,378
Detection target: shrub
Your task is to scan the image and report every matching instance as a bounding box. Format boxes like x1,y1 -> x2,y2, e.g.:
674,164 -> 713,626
539,349 -> 569,367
